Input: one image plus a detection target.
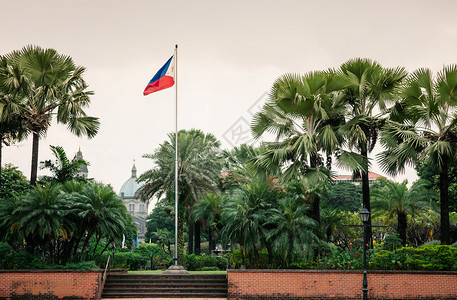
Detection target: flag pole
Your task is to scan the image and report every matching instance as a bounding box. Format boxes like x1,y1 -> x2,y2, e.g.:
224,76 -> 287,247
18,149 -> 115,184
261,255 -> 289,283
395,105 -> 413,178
174,44 -> 178,266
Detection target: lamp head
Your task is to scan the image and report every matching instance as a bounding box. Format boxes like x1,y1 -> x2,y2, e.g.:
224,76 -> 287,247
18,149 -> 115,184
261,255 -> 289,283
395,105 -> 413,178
359,207 -> 371,223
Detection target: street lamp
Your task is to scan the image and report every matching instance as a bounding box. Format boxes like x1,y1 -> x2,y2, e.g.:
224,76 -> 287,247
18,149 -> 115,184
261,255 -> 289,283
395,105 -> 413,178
359,207 -> 370,300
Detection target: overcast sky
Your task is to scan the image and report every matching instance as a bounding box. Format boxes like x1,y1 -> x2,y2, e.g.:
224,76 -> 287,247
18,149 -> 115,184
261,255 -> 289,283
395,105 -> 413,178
2,0 -> 457,194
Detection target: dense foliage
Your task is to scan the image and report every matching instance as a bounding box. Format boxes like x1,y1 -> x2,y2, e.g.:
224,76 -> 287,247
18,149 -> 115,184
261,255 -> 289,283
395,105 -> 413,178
3,50 -> 457,271
0,164 -> 29,200
0,180 -> 134,266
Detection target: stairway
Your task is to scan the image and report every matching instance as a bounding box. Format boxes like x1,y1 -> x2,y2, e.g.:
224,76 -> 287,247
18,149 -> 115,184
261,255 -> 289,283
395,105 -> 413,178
101,273 -> 228,298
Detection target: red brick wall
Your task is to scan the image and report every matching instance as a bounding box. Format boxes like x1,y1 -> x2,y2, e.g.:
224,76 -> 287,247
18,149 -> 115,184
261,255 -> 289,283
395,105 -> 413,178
228,270 -> 457,299
0,270 -> 103,299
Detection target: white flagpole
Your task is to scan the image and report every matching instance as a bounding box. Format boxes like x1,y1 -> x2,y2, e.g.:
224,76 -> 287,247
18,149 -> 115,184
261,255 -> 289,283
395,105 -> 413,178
174,44 -> 179,265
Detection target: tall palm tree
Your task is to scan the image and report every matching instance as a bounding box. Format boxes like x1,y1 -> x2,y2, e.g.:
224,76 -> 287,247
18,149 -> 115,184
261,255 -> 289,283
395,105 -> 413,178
339,58 -> 407,232
378,66 -> 457,244
137,129 -> 222,265
371,179 -> 434,245
251,71 -> 363,224
0,56 -> 29,181
5,46 -> 99,185
39,145 -> 88,184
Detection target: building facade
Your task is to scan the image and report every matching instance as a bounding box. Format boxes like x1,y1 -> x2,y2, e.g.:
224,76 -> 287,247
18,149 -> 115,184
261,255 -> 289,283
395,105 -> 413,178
119,163 -> 148,241
334,171 -> 386,185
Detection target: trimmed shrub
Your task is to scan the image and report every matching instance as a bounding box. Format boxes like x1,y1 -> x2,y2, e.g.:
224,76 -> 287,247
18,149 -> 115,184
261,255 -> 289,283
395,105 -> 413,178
370,245 -> 457,271
199,266 -> 219,271
184,254 -> 227,271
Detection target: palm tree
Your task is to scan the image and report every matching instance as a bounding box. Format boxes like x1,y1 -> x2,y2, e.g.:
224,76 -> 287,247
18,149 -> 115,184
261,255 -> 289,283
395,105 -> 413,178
339,58 -> 407,232
371,179 -> 434,245
12,183 -> 71,262
377,66 -> 457,244
5,45 -> 99,185
71,182 -> 130,260
193,192 -> 225,253
221,180 -> 281,265
251,71 -> 363,224
39,145 -> 88,184
0,56 -> 29,181
266,182 -> 319,266
221,143 -> 281,188
137,129 -> 222,265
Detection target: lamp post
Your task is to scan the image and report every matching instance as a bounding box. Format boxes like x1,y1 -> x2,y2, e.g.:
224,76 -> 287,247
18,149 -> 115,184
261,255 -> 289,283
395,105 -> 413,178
359,207 -> 370,300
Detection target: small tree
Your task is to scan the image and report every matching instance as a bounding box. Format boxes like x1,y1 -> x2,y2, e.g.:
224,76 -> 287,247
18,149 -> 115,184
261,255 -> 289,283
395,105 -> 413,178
39,145 -> 88,184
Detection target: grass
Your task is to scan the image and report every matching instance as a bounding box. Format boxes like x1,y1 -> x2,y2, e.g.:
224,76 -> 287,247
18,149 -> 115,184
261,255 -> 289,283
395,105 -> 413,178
128,270 -> 227,274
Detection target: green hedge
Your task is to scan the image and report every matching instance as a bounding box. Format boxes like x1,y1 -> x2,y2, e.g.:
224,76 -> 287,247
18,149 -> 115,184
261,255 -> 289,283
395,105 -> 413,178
370,245 -> 457,271
184,254 -> 227,271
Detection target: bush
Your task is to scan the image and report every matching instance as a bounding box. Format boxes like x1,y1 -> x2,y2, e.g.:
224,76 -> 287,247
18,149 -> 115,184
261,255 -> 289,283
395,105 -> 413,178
184,254 -> 227,271
318,246 -> 365,270
370,245 -> 457,271
199,266 -> 219,271
63,261 -> 100,270
8,251 -> 41,269
380,234 -> 403,251
0,242 -> 13,268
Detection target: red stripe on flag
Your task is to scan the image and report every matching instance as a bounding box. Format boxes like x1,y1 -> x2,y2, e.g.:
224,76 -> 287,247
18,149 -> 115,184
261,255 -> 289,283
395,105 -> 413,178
143,76 -> 175,95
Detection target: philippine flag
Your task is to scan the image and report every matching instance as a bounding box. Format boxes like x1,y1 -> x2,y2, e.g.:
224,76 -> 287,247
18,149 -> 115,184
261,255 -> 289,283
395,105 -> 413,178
143,55 -> 175,95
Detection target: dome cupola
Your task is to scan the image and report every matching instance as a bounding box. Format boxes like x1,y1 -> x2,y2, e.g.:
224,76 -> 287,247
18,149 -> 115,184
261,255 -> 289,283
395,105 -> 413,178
119,161 -> 142,198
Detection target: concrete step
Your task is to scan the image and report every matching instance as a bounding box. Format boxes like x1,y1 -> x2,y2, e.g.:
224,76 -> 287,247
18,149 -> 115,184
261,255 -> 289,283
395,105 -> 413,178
101,292 -> 228,298
102,274 -> 228,299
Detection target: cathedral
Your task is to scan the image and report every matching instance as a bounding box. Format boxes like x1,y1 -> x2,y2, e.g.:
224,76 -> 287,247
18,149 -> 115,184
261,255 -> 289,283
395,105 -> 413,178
119,163 -> 148,241
75,149 -> 148,242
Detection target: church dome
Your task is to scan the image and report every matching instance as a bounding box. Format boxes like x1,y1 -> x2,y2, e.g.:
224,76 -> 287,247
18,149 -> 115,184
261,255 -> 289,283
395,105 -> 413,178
119,163 -> 142,198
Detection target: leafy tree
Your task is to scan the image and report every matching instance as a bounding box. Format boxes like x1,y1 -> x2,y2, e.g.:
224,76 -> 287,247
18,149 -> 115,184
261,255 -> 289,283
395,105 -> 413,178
378,65 -> 457,244
0,164 -> 29,200
5,45 -> 99,185
321,181 -> 362,211
145,205 -> 174,242
415,160 -> 457,212
137,129 -> 222,265
39,145 -> 88,184
371,179 -> 435,245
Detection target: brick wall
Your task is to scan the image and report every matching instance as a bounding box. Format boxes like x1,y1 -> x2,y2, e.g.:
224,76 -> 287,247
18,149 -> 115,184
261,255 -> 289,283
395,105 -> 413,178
0,270 -> 104,299
228,269 -> 457,299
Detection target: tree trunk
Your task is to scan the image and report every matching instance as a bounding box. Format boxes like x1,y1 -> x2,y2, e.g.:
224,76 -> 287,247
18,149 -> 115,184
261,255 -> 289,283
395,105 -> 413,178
439,156 -> 450,245
194,221 -> 201,255
187,221 -> 194,254
360,146 -> 372,244
311,196 -> 321,225
0,139 -> 3,186
30,132 -> 40,186
208,227 -> 213,255
397,211 -> 407,246
309,154 -> 321,224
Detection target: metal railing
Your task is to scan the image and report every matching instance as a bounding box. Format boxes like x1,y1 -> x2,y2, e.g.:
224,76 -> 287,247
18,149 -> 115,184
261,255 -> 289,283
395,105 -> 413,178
102,254 -> 112,283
